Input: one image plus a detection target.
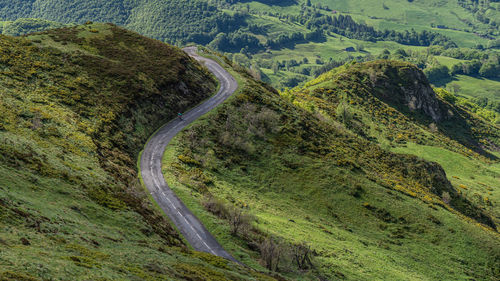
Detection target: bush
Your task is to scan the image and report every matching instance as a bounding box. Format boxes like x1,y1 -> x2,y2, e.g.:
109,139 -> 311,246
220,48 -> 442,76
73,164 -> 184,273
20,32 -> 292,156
435,88 -> 457,104
178,154 -> 201,166
291,242 -> 314,270
424,65 -> 450,83
260,236 -> 284,272
202,196 -> 254,237
479,63 -> 500,78
228,206 -> 254,236
202,196 -> 230,219
336,102 -> 354,126
0,271 -> 39,281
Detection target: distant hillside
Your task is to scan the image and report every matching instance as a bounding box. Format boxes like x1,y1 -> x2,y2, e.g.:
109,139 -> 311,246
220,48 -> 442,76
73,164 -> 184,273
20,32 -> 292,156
0,18 -> 69,36
163,52 -> 500,280
2,0 -> 499,93
2,0 -> 496,47
0,24 -> 272,280
0,0 -> 244,45
312,0 -> 500,41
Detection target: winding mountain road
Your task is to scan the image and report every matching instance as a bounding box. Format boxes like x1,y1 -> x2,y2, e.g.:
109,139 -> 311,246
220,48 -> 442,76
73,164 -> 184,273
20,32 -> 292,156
140,47 -> 239,262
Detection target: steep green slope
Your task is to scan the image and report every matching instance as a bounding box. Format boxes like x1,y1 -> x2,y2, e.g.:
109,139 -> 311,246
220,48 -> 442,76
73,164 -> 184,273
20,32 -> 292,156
0,24 -> 273,280
294,60 -> 500,158
162,52 -> 499,280
290,60 -> 500,225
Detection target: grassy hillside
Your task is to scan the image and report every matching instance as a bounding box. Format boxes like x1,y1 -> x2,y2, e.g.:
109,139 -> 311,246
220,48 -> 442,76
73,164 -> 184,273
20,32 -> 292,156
294,60 -> 500,157
443,74 -> 500,104
2,0 -> 497,46
391,143 -> 500,224
289,60 -> 500,225
313,0 -> 499,44
0,24 -> 273,280
162,51 -> 499,280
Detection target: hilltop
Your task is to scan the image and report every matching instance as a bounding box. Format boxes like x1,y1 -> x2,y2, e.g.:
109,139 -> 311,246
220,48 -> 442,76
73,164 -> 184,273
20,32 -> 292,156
295,60 -> 500,158
291,60 -> 500,225
163,52 -> 500,280
0,24 -> 273,280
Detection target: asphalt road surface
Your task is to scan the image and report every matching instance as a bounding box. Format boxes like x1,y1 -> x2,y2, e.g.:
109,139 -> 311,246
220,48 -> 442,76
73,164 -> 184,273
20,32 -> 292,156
140,47 -> 239,263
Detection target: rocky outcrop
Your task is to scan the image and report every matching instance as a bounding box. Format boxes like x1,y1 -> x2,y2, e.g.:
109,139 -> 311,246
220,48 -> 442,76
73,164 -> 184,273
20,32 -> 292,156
399,68 -> 445,122
367,61 -> 448,122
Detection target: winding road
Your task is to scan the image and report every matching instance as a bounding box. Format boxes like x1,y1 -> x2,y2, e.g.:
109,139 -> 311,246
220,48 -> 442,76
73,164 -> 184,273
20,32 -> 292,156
140,47 -> 239,263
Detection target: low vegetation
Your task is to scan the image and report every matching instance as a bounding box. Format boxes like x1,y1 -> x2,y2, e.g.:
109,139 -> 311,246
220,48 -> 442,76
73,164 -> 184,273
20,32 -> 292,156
163,51 -> 500,280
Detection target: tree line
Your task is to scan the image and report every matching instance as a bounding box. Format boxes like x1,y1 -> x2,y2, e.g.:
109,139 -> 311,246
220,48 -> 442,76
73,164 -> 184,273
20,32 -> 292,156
1,0 -> 463,54
303,14 -> 457,48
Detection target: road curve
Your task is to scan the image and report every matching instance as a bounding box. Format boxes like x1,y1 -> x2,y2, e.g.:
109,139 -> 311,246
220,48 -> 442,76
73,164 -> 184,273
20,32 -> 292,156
140,47 -> 238,262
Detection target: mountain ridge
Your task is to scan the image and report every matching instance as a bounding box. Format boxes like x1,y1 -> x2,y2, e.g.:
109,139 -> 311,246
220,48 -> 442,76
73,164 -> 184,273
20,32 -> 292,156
162,50 -> 499,280
0,24 -> 274,280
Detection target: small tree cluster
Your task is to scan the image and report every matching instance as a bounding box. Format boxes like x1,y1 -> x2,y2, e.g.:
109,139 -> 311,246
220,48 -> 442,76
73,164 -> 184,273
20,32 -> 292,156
260,236 -> 284,272
259,236 -> 315,273
291,242 -> 314,270
336,102 -> 354,126
202,196 -> 254,237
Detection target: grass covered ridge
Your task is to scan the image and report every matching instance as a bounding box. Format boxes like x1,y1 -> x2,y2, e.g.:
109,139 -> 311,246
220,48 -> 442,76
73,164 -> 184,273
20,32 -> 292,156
295,60 -> 500,157
0,24 -> 272,280
163,56 -> 499,280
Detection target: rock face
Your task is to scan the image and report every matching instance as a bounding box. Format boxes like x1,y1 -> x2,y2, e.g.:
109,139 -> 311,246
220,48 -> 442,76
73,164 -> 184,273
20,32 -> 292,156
399,68 -> 444,122
368,61 -> 447,122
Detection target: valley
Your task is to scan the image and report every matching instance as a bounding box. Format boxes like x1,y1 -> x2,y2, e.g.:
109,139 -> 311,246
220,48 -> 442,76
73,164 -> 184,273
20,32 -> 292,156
0,1 -> 498,280
0,23 -> 271,280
